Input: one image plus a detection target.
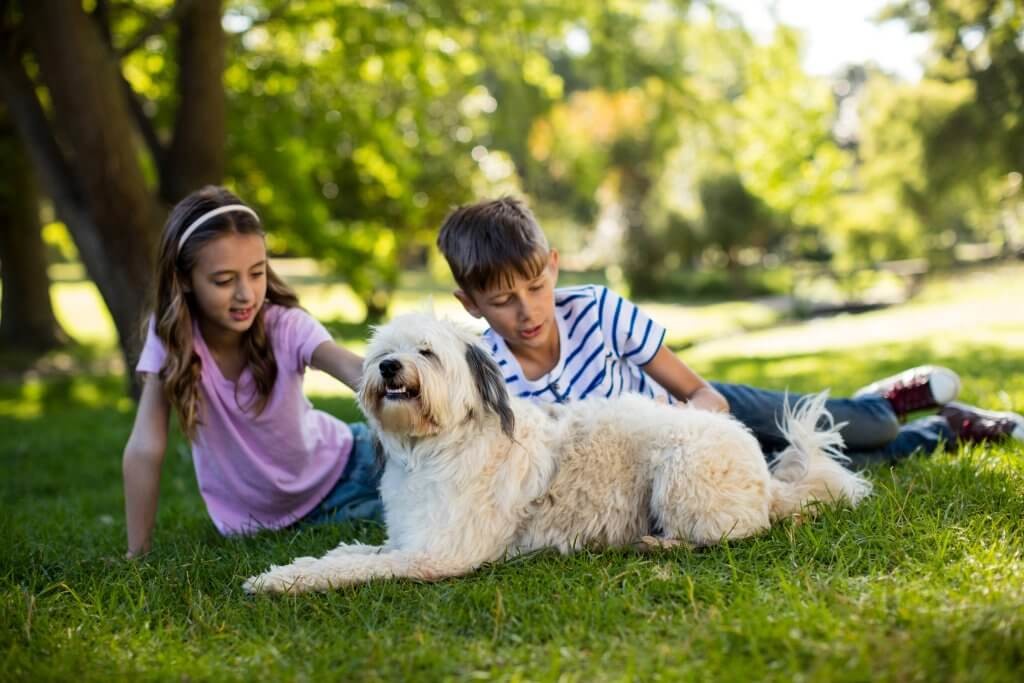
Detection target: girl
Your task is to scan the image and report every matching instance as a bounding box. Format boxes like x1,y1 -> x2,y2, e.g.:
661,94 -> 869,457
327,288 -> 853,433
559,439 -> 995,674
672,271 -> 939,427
123,186 -> 379,557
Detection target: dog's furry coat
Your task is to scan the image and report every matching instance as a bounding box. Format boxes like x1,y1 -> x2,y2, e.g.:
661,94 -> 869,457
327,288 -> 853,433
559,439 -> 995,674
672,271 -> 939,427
245,313 -> 871,593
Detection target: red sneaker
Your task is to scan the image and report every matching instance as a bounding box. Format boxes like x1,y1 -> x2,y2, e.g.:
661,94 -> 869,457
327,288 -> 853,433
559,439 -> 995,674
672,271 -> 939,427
939,402 -> 1024,443
853,365 -> 961,418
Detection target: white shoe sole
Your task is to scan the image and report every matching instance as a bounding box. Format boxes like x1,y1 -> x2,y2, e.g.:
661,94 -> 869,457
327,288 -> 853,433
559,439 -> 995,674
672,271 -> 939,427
853,365 -> 961,404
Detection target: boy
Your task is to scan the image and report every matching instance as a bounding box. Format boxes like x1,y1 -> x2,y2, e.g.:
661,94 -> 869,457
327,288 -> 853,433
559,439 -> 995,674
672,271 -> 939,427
437,197 -> 1024,466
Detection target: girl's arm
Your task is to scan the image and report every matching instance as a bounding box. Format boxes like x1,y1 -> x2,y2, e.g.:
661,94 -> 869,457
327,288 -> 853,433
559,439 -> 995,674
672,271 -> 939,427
642,346 -> 729,413
311,341 -> 364,391
123,374 -> 170,558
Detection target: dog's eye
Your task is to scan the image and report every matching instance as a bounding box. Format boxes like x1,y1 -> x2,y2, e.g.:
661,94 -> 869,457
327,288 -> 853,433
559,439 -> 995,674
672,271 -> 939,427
418,348 -> 436,358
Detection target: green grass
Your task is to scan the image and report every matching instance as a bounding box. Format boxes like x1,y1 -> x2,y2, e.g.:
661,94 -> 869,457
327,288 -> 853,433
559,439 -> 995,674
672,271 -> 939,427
2,264 -> 1024,681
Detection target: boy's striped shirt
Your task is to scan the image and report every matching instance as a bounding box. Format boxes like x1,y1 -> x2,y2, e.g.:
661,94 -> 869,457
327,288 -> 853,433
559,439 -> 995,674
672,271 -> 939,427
482,285 -> 673,404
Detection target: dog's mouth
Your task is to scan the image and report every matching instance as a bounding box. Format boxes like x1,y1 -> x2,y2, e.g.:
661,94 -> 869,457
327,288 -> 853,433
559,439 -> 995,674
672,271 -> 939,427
383,381 -> 420,401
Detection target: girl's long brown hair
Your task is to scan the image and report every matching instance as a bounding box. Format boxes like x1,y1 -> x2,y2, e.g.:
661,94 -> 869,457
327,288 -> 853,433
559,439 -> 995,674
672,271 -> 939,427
147,186 -> 299,439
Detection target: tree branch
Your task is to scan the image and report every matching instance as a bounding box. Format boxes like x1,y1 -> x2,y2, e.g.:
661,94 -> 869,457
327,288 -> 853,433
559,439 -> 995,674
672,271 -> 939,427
0,0 -> 24,55
87,0 -> 168,182
237,1 -> 291,33
162,0 -> 225,201
120,70 -> 167,172
0,49 -> 106,289
0,51 -> 84,216
93,0 -> 113,47
118,0 -> 197,58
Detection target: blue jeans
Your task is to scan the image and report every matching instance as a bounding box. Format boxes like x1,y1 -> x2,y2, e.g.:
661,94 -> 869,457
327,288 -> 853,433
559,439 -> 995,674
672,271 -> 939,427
711,382 -> 955,468
301,422 -> 384,525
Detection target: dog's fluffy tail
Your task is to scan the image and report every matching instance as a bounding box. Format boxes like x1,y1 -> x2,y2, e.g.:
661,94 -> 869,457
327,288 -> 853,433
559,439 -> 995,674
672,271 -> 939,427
768,391 -> 872,521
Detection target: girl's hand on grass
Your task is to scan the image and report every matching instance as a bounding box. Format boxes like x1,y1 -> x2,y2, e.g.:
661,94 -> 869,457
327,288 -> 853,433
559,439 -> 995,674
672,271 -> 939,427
125,544 -> 152,560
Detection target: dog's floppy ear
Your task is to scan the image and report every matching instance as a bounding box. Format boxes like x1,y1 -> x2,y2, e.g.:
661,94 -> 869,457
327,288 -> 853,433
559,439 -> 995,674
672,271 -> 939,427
465,342 -> 515,438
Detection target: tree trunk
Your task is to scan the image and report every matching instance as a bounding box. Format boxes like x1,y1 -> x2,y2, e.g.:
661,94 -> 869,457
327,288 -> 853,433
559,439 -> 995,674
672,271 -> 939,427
2,0 -> 228,391
19,0 -> 162,375
162,0 -> 226,202
0,110 -> 70,352
617,162 -> 657,296
725,251 -> 748,297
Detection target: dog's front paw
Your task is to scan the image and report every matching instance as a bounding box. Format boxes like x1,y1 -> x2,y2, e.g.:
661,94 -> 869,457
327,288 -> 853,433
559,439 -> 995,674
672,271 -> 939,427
634,535 -> 694,552
242,574 -> 267,594
243,564 -> 312,595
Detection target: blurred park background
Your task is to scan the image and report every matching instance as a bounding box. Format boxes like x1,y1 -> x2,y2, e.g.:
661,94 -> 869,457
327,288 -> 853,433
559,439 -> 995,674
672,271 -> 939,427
1,0 -> 1023,384
4,3 -> 1024,679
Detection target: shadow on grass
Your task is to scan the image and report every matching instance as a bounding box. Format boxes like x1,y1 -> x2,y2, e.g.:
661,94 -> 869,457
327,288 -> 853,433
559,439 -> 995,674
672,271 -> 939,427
0,374 -> 126,413
0,341 -> 122,383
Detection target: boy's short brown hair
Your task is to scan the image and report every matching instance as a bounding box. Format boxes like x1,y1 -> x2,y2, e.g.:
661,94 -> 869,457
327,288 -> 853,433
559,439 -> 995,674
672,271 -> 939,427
437,196 -> 550,293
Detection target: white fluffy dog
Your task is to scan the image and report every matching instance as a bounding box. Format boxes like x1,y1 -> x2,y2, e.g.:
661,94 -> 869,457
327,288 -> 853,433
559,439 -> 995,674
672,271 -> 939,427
245,313 -> 871,594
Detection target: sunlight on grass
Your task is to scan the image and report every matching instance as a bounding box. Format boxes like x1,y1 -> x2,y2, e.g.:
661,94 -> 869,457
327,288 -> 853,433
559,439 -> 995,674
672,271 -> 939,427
687,263 -> 1024,366
51,281 -> 118,347
0,376 -> 135,420
0,383 -> 43,419
644,299 -> 782,348
287,283 -> 367,322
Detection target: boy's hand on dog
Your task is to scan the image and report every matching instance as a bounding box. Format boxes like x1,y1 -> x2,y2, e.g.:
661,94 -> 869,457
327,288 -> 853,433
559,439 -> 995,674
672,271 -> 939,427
658,388 -> 729,413
686,387 -> 730,413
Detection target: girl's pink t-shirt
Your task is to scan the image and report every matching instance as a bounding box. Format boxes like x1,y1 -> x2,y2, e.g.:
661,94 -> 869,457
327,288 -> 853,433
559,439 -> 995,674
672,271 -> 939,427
136,305 -> 352,535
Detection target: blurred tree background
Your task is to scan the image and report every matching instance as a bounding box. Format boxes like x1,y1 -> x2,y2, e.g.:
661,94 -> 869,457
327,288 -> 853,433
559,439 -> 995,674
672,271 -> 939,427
0,0 -> 1022,372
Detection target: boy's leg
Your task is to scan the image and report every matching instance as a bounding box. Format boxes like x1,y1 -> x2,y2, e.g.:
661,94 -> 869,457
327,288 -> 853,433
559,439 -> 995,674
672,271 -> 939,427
938,403 -> 1024,443
853,365 -> 960,417
710,381 -> 900,453
843,416 -> 955,468
846,404 -> 1024,467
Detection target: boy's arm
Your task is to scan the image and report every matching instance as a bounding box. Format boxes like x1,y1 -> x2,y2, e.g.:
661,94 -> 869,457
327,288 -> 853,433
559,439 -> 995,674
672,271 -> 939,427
643,346 -> 729,413
311,340 -> 364,391
123,374 -> 170,558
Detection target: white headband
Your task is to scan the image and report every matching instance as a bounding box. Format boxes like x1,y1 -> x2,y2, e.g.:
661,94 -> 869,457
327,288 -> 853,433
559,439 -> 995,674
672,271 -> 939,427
177,204 -> 261,253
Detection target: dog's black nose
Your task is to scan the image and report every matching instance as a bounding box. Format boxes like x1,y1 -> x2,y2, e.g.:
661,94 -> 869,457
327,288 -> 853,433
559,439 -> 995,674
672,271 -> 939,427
379,358 -> 402,380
